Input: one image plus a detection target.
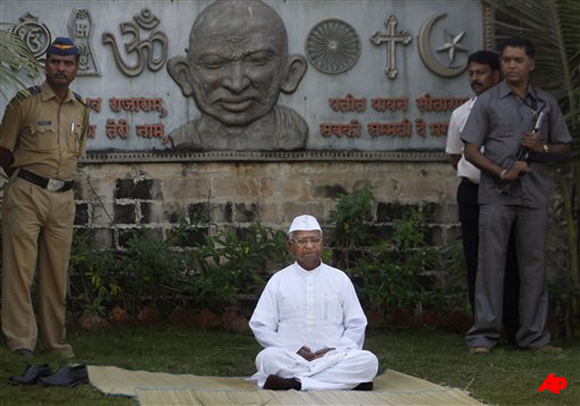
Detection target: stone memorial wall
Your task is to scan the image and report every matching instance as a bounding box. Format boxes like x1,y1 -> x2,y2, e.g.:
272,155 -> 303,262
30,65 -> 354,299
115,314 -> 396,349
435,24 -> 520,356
0,0 -> 491,248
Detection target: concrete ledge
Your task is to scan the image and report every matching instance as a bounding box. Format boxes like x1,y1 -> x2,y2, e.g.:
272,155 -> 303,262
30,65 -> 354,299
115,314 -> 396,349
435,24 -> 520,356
81,150 -> 448,163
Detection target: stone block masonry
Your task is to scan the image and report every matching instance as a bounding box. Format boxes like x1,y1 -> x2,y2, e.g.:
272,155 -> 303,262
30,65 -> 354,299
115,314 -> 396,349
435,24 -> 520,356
67,161 -> 461,250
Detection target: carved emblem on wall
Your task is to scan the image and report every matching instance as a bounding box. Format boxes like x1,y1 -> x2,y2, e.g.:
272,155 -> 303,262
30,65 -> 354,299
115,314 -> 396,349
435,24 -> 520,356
418,13 -> 467,78
10,12 -> 51,59
370,14 -> 412,80
437,30 -> 467,63
102,8 -> 168,77
305,19 -> 361,75
68,9 -> 101,76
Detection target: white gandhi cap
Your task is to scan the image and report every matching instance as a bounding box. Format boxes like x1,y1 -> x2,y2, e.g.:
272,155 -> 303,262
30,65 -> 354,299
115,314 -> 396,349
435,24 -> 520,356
288,215 -> 322,234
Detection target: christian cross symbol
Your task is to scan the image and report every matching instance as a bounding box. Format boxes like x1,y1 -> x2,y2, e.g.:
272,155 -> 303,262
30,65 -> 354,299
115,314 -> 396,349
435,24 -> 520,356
370,14 -> 412,80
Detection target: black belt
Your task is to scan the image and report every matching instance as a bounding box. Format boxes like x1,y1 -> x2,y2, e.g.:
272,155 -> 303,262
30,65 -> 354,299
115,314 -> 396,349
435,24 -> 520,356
18,169 -> 74,192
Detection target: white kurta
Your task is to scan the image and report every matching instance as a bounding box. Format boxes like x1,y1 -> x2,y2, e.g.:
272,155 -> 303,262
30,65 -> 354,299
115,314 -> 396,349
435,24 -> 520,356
249,262 -> 378,390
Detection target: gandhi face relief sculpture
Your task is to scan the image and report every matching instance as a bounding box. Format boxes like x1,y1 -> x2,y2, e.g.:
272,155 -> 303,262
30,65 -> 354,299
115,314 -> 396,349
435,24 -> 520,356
168,0 -> 307,128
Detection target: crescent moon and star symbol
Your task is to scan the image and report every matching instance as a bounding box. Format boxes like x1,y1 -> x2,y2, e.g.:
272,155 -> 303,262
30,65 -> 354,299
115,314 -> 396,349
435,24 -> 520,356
418,13 -> 468,78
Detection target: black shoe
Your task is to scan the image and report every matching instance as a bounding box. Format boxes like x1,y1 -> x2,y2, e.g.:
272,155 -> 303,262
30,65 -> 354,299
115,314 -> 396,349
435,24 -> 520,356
39,364 -> 89,387
14,348 -> 34,358
353,381 -> 374,391
9,364 -> 52,385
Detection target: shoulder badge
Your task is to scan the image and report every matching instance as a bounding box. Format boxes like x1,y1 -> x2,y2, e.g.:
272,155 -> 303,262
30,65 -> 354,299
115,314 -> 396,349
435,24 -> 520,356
73,91 -> 90,108
14,85 -> 41,102
73,91 -> 91,109
27,86 -> 42,95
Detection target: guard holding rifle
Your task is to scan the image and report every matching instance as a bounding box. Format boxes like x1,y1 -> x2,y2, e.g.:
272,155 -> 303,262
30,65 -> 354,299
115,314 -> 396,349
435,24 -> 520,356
460,37 -> 571,355
0,38 -> 89,358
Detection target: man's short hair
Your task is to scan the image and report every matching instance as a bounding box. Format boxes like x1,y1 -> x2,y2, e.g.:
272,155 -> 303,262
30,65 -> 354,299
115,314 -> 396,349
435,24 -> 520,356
467,51 -> 500,72
500,37 -> 535,58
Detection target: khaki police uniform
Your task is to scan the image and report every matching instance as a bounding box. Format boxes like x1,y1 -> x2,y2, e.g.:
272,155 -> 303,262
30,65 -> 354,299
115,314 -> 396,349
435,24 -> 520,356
0,81 -> 89,357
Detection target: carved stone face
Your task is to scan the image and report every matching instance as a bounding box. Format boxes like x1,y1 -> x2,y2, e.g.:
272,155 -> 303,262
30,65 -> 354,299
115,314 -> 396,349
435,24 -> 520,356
168,0 -> 307,132
188,4 -> 288,126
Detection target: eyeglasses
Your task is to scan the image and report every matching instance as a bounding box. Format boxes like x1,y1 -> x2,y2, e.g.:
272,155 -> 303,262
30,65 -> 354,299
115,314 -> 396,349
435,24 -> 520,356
291,237 -> 323,247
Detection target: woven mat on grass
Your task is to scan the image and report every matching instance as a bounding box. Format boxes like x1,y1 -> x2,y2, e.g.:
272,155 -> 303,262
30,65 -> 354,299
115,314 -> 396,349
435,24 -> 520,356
88,365 -> 483,405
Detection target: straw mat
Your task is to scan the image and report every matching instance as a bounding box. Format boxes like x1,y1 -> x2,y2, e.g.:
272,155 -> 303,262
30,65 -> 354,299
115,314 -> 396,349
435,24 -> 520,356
88,365 -> 483,405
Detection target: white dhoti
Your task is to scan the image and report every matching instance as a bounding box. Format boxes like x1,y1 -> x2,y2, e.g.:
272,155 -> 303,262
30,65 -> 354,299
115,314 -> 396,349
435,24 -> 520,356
252,347 -> 379,391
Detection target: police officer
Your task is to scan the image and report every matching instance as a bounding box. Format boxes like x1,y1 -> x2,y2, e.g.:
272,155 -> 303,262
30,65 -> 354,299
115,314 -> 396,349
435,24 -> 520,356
0,38 -> 90,358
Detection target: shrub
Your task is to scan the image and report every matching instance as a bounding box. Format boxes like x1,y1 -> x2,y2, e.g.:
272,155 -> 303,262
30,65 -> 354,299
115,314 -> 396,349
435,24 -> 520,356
180,222 -> 290,314
352,209 -> 441,314
68,219 -> 290,317
68,228 -> 121,316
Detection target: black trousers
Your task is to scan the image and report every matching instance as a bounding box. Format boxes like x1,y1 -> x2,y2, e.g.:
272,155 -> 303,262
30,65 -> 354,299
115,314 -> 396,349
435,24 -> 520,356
457,178 -> 520,339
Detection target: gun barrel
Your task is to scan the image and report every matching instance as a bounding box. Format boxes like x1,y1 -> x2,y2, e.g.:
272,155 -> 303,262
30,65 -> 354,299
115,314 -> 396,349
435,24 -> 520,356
533,111 -> 545,133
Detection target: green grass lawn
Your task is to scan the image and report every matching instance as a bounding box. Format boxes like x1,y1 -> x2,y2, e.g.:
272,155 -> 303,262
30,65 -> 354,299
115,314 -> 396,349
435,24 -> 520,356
0,326 -> 578,405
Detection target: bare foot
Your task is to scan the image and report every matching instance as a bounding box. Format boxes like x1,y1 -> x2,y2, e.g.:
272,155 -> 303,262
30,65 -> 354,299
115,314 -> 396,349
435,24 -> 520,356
263,374 -> 301,390
353,381 -> 374,391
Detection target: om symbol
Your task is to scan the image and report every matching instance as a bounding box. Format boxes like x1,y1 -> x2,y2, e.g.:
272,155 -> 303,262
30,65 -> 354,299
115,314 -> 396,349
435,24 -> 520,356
102,8 -> 168,77
11,12 -> 51,58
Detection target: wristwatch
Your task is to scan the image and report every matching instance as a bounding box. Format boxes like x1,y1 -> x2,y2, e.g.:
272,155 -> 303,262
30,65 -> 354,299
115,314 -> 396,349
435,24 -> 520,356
543,144 -> 549,153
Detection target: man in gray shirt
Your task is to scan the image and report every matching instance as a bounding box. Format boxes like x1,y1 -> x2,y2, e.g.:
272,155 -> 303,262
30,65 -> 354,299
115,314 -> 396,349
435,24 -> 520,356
461,37 -> 571,354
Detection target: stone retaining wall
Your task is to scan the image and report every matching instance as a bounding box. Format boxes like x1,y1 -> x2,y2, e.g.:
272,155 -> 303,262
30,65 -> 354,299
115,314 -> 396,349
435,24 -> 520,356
71,161 -> 461,249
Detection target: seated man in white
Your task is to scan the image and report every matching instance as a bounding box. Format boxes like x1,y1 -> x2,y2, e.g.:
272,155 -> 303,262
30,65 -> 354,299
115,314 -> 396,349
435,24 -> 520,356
249,215 -> 379,391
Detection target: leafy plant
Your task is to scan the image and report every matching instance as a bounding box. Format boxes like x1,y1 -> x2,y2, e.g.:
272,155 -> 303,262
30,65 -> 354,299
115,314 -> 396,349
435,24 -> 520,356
328,187 -> 374,269
68,175 -> 121,316
0,31 -> 42,101
352,209 -> 441,314
437,239 -> 470,313
68,208 -> 292,317
181,222 -> 290,314
68,228 -> 121,316
116,229 -> 186,313
329,187 -> 374,249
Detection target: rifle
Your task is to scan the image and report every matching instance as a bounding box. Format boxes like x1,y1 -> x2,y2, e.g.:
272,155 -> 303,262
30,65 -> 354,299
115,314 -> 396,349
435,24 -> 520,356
515,111 -> 545,161
496,110 -> 545,195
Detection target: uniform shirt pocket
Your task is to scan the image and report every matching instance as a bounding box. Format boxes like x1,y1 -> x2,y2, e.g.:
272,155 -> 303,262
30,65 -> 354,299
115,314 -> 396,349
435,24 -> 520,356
66,122 -> 82,156
27,123 -> 57,152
